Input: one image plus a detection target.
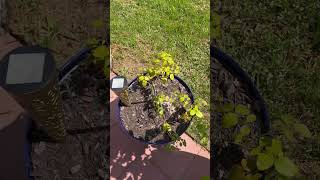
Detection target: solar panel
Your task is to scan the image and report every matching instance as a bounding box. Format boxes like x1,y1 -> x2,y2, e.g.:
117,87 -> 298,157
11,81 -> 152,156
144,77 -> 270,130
6,53 -> 45,84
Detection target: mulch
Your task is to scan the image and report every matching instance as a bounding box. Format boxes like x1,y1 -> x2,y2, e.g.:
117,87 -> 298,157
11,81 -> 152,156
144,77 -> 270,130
30,61 -> 109,180
211,57 -> 262,179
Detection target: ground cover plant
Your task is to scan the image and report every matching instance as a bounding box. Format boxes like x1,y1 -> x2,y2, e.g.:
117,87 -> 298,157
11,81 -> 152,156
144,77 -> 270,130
111,0 -> 210,149
212,58 -> 313,179
212,0 -> 320,178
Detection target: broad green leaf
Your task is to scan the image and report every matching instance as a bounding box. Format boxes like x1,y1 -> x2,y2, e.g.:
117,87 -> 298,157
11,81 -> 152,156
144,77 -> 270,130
196,111 -> 204,118
228,165 -> 246,180
240,125 -> 251,136
246,114 -> 257,123
235,104 -> 250,115
190,109 -> 196,116
170,74 -> 174,80
142,80 -> 147,87
274,157 -> 298,177
222,113 -> 239,128
222,103 -> 234,112
256,153 -> 274,171
93,45 -> 108,60
293,123 -> 312,138
138,76 -> 145,81
270,139 -> 283,156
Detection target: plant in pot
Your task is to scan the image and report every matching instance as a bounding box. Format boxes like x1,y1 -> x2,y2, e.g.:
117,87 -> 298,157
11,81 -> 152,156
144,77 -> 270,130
119,52 -> 207,148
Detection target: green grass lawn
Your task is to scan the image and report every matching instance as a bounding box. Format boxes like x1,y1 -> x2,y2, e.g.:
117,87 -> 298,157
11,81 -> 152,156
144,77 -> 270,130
111,0 -> 210,148
213,0 -> 320,177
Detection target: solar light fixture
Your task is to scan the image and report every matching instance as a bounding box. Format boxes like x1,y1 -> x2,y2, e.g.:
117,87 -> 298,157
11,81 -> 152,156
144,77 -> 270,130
111,76 -> 131,106
0,46 -> 66,142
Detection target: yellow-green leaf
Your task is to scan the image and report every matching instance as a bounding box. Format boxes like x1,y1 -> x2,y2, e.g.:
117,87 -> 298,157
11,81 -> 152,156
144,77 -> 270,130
235,104 -> 250,116
256,153 -> 274,171
196,111 -> 204,118
274,157 -> 298,177
246,114 -> 257,123
222,103 -> 234,112
222,113 -> 239,128
228,165 -> 246,180
270,139 -> 283,156
190,109 -> 196,116
240,125 -> 251,136
170,74 -> 174,80
93,45 -> 108,60
142,80 -> 147,87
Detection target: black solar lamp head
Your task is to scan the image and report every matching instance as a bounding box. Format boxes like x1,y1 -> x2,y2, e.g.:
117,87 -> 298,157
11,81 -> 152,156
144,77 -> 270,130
110,76 -> 128,95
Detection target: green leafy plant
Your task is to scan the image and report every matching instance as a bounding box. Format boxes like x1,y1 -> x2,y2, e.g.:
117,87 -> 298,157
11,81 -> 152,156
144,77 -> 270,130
216,101 -> 311,179
137,52 -> 180,87
138,52 -> 207,148
273,115 -> 312,142
218,103 -> 256,144
229,137 -> 300,179
86,19 -> 109,77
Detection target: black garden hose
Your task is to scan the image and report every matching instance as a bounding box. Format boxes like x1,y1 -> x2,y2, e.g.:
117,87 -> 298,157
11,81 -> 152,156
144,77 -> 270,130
211,45 -> 271,133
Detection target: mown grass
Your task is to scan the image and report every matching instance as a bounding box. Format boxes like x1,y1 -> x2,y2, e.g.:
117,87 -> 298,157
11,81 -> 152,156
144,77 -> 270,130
212,0 -> 320,177
111,0 -> 210,148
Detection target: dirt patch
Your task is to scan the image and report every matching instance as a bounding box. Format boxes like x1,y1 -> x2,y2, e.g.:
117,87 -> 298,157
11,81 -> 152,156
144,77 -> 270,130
120,78 -> 191,143
30,60 -> 109,180
111,42 -> 154,79
5,0 -> 107,67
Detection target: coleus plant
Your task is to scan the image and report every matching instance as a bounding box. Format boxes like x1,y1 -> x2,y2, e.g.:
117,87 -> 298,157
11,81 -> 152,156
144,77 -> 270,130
218,102 -> 312,180
138,52 -> 207,148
